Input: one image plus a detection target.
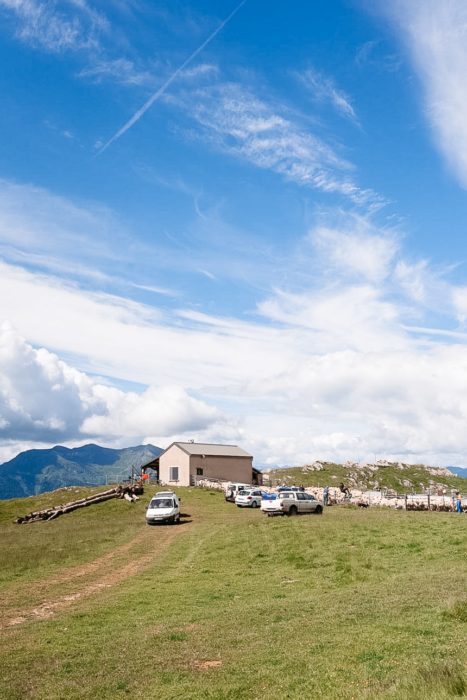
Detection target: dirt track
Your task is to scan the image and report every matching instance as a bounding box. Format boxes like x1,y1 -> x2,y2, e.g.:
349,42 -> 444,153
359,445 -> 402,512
1,521 -> 190,630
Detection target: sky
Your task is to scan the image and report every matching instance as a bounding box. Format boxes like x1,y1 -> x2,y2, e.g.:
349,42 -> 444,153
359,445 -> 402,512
2,0 -> 467,467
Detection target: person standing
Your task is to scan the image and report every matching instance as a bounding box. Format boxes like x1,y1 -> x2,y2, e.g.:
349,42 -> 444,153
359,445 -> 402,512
455,492 -> 463,514
323,485 -> 329,506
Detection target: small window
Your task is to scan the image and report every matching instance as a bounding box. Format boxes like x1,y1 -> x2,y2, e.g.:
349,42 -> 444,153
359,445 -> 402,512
196,468 -> 203,476
297,493 -> 306,500
169,466 -> 179,481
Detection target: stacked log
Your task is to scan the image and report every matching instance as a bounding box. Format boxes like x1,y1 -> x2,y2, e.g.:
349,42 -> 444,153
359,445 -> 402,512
15,483 -> 144,524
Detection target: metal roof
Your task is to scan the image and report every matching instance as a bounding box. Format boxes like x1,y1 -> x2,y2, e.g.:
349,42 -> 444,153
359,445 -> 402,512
167,442 -> 252,458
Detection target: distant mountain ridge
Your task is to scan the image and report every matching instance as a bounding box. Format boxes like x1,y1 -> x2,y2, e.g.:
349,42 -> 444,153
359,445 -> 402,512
447,466 -> 467,477
0,443 -> 162,500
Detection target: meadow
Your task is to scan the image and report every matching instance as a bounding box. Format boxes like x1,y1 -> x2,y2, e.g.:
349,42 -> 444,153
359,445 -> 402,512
0,487 -> 465,699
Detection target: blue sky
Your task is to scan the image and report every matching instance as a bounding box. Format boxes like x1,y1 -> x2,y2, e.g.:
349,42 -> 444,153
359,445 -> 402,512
2,0 -> 467,467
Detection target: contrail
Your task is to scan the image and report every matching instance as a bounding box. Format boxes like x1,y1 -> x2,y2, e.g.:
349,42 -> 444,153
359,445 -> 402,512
97,0 -> 246,155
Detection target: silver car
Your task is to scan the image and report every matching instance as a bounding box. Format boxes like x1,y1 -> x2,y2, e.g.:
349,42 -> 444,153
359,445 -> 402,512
235,489 -> 263,508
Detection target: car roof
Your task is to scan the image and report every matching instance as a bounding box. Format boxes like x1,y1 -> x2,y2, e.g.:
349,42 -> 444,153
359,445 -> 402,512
153,491 -> 176,497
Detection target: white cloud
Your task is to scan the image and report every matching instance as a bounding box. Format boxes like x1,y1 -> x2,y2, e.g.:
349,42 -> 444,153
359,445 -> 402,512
0,0 -> 108,53
82,385 -> 220,438
0,179 -> 125,260
381,0 -> 467,187
451,286 -> 467,324
3,181 -> 467,466
78,58 -> 153,86
297,67 -> 358,123
257,284 -> 403,354
4,246 -> 467,467
394,260 -> 429,303
0,179 -> 173,292
311,217 -> 398,282
173,82 -> 382,207
0,322 -> 102,441
0,324 -> 220,445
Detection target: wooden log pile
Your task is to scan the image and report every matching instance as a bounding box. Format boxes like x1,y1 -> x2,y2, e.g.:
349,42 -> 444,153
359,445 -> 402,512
15,482 -> 144,524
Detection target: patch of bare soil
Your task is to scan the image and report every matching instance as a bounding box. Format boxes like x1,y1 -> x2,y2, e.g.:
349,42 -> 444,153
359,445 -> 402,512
1,523 -> 189,630
192,660 -> 223,670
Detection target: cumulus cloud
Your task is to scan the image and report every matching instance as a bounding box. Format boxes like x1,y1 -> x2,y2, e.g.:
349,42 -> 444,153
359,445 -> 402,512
81,385 -> 220,438
0,323 -> 101,441
380,0 -> 467,188
0,324 -> 220,446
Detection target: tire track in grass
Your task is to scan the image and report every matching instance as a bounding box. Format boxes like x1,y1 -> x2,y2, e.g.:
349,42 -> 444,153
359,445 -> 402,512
1,522 -> 192,629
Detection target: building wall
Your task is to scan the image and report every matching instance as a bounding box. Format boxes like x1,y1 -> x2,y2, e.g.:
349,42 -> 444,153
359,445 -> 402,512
189,455 -> 253,485
159,446 -> 254,487
159,445 -> 191,486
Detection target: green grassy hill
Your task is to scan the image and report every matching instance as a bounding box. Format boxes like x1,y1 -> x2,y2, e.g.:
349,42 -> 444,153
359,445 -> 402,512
0,486 -> 465,699
265,461 -> 467,493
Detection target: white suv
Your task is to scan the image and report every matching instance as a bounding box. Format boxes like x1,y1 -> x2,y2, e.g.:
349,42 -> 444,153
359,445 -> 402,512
235,489 -> 263,508
261,491 -> 323,517
146,491 -> 181,525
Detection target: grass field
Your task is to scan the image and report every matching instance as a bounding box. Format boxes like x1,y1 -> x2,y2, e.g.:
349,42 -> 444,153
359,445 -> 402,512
0,487 -> 466,699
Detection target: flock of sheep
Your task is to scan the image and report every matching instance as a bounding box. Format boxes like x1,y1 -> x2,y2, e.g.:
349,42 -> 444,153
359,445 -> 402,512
195,477 -> 466,512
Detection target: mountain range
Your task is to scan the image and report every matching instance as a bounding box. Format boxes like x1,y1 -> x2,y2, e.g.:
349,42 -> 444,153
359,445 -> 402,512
0,443 -> 162,500
447,466 -> 467,478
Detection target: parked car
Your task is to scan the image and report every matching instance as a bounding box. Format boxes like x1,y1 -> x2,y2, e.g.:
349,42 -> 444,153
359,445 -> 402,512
235,489 -> 263,508
261,491 -> 323,516
146,491 -> 180,525
225,482 -> 251,502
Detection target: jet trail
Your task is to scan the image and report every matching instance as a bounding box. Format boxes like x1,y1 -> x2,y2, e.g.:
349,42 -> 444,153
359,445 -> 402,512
97,0 -> 246,155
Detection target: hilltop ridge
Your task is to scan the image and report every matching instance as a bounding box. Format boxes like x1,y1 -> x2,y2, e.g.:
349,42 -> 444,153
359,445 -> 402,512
265,460 -> 467,493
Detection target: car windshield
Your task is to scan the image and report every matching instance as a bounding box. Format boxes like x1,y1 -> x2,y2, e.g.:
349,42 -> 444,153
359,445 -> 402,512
239,491 -> 252,496
150,498 -> 174,508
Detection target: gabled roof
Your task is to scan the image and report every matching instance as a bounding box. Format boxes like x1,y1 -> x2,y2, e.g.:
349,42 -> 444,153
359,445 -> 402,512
163,442 -> 252,458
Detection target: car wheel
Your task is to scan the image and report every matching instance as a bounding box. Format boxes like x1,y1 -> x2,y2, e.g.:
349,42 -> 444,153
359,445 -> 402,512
314,505 -> 323,515
251,500 -> 259,508
288,506 -> 298,516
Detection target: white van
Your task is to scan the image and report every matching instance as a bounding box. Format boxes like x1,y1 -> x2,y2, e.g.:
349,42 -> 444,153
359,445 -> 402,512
224,482 -> 251,502
146,491 -> 180,525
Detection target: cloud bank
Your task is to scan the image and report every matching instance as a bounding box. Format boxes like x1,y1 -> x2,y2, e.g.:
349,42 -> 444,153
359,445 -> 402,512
3,195 -> 467,467
0,324 -> 220,448
382,0 -> 467,188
